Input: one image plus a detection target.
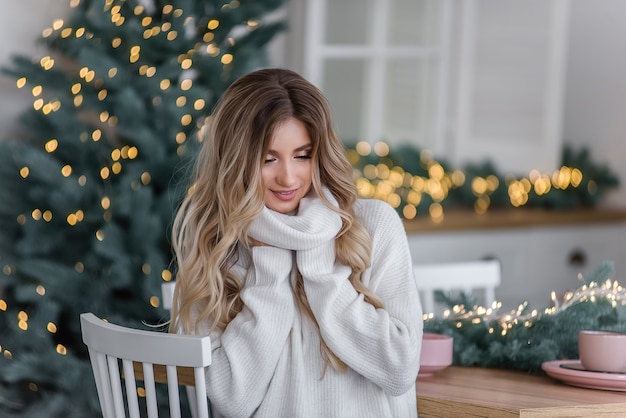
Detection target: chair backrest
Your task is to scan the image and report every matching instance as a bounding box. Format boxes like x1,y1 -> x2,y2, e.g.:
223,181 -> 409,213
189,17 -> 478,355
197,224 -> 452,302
80,312 -> 212,418
162,281 -> 176,311
414,259 -> 501,315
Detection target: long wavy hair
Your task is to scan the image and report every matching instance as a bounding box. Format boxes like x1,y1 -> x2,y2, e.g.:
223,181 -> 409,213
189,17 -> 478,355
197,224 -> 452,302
170,68 -> 382,371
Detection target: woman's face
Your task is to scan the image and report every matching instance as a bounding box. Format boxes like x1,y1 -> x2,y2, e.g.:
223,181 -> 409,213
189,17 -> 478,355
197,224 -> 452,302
261,118 -> 313,214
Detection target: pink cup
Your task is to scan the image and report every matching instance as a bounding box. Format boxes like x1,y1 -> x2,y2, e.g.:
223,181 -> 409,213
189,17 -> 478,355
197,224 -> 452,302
419,333 -> 453,376
578,330 -> 626,372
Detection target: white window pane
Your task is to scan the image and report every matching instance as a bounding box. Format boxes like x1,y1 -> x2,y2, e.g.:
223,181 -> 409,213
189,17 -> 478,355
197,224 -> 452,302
471,0 -> 551,142
322,59 -> 367,143
453,0 -> 569,174
388,0 -> 440,46
325,0 -> 374,45
382,58 -> 439,150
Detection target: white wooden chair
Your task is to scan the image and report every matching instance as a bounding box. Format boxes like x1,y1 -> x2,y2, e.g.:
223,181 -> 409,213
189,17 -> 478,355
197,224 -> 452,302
161,281 -> 176,311
80,312 -> 212,418
414,259 -> 501,314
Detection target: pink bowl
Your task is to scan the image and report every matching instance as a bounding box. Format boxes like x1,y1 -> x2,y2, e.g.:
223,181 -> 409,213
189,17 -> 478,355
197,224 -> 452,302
419,332 -> 453,377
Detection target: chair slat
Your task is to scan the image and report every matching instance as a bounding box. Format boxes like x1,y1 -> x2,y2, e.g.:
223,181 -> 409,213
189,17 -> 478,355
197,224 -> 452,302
167,365 -> 181,418
91,349 -> 114,418
107,356 -> 126,418
122,359 -> 141,418
142,363 -> 158,418
194,367 -> 210,418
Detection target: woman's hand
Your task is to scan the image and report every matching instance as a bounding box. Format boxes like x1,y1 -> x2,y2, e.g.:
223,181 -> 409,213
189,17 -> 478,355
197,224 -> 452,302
249,237 -> 269,247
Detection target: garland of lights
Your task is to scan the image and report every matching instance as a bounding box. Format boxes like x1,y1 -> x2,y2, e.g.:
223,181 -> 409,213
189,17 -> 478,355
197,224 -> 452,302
423,262 -> 626,373
346,141 -> 620,221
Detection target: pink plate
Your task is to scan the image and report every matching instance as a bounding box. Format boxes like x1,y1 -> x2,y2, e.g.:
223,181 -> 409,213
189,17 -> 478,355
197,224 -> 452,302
542,360 -> 626,391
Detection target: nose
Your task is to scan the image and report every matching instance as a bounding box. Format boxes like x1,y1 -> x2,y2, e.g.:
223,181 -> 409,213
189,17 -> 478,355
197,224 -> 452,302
275,161 -> 296,186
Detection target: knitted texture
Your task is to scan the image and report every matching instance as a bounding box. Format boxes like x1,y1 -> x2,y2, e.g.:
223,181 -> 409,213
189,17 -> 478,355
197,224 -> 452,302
198,192 -> 423,417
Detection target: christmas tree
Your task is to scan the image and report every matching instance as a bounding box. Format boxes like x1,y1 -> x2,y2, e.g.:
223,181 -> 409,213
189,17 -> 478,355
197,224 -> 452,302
0,0 -> 285,416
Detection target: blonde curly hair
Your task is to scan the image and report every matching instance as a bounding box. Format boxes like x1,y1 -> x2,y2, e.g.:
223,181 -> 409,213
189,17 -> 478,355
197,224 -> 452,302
170,68 -> 382,371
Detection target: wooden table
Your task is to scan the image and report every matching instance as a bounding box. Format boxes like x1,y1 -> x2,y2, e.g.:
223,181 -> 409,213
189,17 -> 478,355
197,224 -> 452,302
416,366 -> 626,417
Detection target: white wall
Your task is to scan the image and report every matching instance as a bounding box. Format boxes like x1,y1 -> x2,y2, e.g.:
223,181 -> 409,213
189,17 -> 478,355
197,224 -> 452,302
563,0 -> 626,207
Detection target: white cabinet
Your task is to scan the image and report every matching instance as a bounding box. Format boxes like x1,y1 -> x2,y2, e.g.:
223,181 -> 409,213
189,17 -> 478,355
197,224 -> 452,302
407,220 -> 626,311
524,225 -> 626,305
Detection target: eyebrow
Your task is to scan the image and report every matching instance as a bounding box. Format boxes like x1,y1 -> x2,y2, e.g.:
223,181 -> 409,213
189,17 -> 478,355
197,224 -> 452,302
266,143 -> 312,154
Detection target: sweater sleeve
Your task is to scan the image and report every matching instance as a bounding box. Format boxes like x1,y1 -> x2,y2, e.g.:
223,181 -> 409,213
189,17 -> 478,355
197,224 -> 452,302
297,199 -> 423,396
203,246 -> 295,418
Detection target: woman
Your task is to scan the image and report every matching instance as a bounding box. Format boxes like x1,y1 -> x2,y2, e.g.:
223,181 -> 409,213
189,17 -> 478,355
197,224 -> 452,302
171,68 -> 423,417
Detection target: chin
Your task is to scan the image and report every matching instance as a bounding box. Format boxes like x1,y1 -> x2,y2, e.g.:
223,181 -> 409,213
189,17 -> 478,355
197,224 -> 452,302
266,197 -> 301,213
270,204 -> 298,214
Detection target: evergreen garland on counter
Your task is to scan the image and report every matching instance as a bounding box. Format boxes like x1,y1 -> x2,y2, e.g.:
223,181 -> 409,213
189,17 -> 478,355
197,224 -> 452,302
347,142 -> 620,219
423,262 -> 626,373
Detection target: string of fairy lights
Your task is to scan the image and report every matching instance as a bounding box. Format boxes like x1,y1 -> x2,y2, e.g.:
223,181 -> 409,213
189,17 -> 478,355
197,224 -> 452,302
347,140 -> 588,222
423,276 -> 626,338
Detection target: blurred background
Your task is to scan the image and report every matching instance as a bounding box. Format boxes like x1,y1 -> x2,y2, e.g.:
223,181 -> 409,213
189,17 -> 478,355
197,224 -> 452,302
1,1 -> 625,415
2,0 -> 626,206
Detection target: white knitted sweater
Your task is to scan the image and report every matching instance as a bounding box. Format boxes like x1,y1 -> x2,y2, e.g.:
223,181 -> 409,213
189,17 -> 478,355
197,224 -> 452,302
198,192 -> 423,417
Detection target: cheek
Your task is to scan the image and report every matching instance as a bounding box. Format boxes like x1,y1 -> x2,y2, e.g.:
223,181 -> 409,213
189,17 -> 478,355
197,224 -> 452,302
261,167 -> 272,187
299,164 -> 312,179
301,161 -> 314,179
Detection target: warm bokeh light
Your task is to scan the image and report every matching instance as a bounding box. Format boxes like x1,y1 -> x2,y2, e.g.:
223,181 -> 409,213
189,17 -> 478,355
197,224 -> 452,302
348,141 -> 592,220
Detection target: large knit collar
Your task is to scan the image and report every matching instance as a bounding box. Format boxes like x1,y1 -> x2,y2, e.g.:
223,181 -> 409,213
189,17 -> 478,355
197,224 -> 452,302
248,188 -> 342,251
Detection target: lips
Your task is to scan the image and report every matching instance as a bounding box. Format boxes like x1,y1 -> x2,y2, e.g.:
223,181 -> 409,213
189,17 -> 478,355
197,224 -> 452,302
272,189 -> 298,201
